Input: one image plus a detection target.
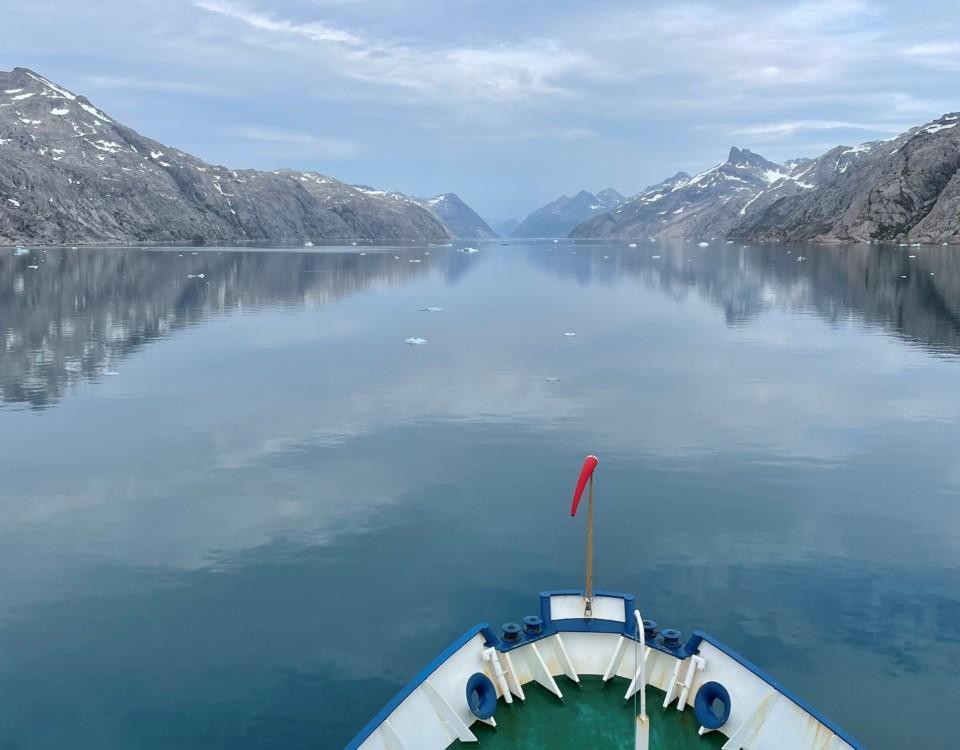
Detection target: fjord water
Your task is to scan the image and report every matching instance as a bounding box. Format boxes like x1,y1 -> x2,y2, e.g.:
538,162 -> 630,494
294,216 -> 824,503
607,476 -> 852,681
2,242 -> 958,750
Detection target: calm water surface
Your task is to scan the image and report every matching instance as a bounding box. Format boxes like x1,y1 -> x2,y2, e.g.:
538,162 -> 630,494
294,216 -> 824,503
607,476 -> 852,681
2,241 -> 959,749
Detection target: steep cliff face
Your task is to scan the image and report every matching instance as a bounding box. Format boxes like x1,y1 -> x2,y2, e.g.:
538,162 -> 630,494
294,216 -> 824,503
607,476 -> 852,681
731,114 -> 960,243
0,68 -> 450,245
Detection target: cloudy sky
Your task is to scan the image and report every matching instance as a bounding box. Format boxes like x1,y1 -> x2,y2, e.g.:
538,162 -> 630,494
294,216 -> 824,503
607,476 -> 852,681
5,0 -> 958,219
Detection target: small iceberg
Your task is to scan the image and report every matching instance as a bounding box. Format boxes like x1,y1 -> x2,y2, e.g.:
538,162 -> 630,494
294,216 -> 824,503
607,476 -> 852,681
304,241 -> 314,247
404,337 -> 428,345
563,332 -> 577,337
651,254 -> 661,259
187,273 -> 206,279
409,259 -> 421,263
698,241 -> 710,247
27,264 -> 39,270
552,239 -> 559,243
14,246 -> 30,256
628,242 -> 638,248
544,377 -> 560,383
460,247 -> 479,254
419,306 -> 443,313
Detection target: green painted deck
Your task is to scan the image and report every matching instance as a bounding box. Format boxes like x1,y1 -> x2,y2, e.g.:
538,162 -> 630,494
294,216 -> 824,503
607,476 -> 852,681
454,677 -> 726,750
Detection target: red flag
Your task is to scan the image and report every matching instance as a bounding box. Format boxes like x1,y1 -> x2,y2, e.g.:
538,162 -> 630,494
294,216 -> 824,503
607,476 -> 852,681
570,455 -> 599,516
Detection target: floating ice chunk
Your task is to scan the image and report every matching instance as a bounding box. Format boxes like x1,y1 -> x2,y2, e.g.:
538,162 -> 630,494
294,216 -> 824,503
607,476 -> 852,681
404,337 -> 428,345
726,240 -> 734,244
628,242 -> 638,248
103,370 -> 119,376
409,258 -> 421,263
698,241 -> 710,247
603,255 -> 609,259
351,241 -> 358,246
460,246 -> 479,254
14,246 -> 30,255
651,254 -> 661,259
909,255 -> 916,259
360,252 -> 367,255
304,241 -> 314,247
27,265 -> 39,270
187,273 -> 206,279
544,377 -> 560,382
420,306 -> 443,313
552,239 -> 559,243
900,275 -> 908,279
563,332 -> 577,337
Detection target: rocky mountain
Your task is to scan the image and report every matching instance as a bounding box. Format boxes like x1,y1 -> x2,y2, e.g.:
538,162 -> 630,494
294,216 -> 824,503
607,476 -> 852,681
513,188 -> 624,237
572,113 -> 960,244
570,149 -> 794,240
417,193 -> 497,238
0,67 -> 450,245
733,114 -> 960,243
349,186 -> 496,239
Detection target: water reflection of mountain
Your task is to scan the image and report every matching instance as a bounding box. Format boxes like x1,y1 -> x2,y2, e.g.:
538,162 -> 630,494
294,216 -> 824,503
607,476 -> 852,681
529,243 -> 960,355
1,247 -> 479,409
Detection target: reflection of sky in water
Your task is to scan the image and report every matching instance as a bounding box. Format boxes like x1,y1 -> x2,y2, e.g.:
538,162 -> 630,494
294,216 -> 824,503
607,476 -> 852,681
1,243 -> 958,749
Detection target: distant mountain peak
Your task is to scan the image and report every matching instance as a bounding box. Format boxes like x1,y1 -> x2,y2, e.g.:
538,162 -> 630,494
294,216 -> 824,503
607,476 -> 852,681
512,187 -> 625,237
726,147 -> 780,172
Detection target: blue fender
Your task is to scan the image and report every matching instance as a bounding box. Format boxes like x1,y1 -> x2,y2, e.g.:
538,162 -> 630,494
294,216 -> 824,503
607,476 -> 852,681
694,681 -> 731,730
465,672 -> 497,720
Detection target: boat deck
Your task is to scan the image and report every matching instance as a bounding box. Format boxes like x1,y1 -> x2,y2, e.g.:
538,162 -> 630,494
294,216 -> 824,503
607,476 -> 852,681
453,676 -> 726,749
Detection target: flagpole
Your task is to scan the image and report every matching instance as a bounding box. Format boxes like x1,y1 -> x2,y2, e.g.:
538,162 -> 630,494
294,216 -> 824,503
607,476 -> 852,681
585,474 -> 594,616
569,455 -> 599,618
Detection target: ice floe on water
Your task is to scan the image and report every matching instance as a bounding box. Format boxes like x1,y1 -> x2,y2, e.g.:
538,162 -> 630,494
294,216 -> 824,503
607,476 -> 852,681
628,242 -> 637,247
404,337 -> 428,345
458,247 -> 479,254
409,259 -> 421,263
698,241 -> 710,247
419,306 -> 443,313
187,273 -> 206,279
544,377 -> 560,383
14,246 -> 30,256
304,241 -> 314,247
563,332 -> 577,337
